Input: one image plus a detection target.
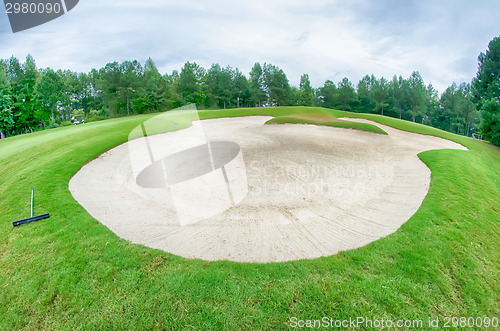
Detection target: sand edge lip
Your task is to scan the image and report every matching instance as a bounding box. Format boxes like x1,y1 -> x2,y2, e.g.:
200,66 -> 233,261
69,116 -> 467,263
338,117 -> 469,151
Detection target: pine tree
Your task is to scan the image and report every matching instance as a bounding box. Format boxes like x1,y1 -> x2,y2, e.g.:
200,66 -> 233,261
472,36 -> 500,146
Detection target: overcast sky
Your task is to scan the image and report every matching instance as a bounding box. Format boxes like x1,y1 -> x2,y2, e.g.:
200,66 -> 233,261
1,0 -> 499,93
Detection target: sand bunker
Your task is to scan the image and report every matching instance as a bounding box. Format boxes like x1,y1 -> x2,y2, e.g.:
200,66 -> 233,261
69,116 -> 466,262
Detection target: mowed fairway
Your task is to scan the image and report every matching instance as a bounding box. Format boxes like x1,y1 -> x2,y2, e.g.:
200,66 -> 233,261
0,107 -> 499,329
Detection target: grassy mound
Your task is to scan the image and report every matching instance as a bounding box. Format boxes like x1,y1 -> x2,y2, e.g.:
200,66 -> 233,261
203,106 -> 388,134
266,116 -> 388,135
263,109 -> 388,135
0,107 -> 498,329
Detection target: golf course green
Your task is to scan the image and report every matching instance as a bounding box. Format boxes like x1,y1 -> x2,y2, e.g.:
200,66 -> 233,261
0,107 -> 498,329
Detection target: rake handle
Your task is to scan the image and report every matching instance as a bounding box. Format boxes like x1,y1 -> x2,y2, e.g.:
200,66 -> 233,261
31,188 -> 34,217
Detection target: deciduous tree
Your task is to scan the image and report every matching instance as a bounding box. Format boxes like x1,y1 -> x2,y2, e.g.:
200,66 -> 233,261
372,77 -> 389,116
318,80 -> 338,109
178,62 -> 206,106
249,63 -> 266,107
337,77 -> 356,111
0,64 -> 14,137
263,63 -> 291,106
35,68 -> 64,124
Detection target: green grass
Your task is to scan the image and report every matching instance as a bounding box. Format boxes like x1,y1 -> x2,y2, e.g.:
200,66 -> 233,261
0,107 -> 499,329
262,109 -> 388,135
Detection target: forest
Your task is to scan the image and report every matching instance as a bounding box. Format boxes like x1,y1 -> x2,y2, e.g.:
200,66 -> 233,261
0,36 -> 498,146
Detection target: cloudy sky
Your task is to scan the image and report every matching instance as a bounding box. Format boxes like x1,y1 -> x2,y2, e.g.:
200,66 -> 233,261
1,0 -> 499,93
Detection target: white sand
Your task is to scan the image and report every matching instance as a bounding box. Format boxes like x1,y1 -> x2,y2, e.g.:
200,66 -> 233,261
69,116 -> 467,262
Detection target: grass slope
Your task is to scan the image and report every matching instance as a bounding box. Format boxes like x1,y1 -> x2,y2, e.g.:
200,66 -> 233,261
263,110 -> 388,135
0,107 -> 498,329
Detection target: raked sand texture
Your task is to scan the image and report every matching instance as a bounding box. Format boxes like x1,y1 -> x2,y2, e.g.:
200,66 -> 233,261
69,116 -> 467,262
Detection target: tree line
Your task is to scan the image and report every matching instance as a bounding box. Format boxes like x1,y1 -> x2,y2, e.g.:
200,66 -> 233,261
0,36 -> 498,146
